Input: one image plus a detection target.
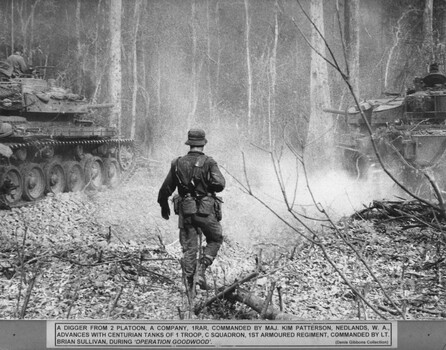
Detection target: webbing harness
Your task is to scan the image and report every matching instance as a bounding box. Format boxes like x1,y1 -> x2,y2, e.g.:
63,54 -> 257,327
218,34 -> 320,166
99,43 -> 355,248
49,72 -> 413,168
175,155 -> 208,198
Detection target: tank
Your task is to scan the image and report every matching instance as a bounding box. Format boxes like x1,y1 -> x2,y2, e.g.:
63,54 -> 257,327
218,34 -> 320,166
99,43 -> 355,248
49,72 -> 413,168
326,63 -> 446,198
0,77 -> 135,207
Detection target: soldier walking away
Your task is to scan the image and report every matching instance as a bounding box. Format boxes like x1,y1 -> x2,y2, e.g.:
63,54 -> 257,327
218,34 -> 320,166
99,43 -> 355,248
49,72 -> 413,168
158,128 -> 225,292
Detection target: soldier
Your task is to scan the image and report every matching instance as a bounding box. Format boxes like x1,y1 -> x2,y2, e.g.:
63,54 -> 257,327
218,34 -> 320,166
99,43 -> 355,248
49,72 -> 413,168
423,62 -> 446,87
158,128 -> 225,291
7,45 -> 28,77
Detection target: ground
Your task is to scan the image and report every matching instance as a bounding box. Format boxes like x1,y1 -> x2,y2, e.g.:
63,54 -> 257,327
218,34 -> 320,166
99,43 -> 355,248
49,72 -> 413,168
0,166 -> 445,321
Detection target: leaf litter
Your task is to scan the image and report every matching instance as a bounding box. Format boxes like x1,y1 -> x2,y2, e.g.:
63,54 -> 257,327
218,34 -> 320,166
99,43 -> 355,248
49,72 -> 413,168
0,169 -> 444,320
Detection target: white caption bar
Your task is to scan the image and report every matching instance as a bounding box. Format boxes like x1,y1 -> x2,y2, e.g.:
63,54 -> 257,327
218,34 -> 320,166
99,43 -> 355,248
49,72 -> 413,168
47,321 -> 397,348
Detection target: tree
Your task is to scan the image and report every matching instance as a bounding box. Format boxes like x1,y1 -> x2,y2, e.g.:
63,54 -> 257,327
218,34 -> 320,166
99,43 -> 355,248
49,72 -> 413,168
244,0 -> 253,131
344,0 -> 360,98
11,0 -> 14,52
188,0 -> 199,128
130,0 -> 142,139
304,0 -> 334,172
109,0 -> 122,134
267,0 -> 279,148
206,0 -> 212,121
75,0 -> 83,94
423,0 -> 434,62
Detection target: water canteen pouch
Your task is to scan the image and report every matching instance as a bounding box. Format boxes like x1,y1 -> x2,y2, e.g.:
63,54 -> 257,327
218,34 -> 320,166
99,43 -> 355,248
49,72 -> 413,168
197,195 -> 213,216
172,194 -> 181,215
181,195 -> 197,215
214,196 -> 223,221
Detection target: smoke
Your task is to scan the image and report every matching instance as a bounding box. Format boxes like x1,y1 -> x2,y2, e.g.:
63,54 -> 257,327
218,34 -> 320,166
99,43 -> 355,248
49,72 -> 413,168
220,145 -> 402,248
299,169 -> 398,219
150,119 -> 402,250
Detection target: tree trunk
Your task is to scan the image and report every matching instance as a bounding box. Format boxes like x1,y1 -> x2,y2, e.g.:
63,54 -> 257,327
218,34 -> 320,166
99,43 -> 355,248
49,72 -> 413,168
305,0 -> 334,173
188,0 -> 198,128
195,271 -> 298,321
244,0 -> 253,130
439,3 -> 446,68
215,0 -> 221,124
207,0 -> 213,121
75,0 -> 83,94
268,0 -> 279,148
423,0 -> 434,63
130,0 -> 142,139
344,0 -> 360,98
229,287 -> 299,320
109,0 -> 122,134
17,1 -> 40,57
92,0 -> 103,103
11,0 -> 14,54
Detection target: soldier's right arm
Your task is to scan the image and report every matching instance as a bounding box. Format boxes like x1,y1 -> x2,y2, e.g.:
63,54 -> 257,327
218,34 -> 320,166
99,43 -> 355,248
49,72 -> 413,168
18,57 -> 27,73
157,161 -> 178,209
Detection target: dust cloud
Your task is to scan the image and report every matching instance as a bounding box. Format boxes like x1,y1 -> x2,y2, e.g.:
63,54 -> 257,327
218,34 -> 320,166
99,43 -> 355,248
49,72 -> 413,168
218,145 -> 402,248
150,124 -> 402,249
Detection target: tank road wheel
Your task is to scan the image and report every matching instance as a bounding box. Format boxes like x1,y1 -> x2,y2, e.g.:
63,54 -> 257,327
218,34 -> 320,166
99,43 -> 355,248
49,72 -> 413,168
117,144 -> 135,171
104,158 -> 121,188
21,163 -> 46,201
44,159 -> 66,194
0,166 -> 23,205
84,156 -> 105,190
64,161 -> 85,192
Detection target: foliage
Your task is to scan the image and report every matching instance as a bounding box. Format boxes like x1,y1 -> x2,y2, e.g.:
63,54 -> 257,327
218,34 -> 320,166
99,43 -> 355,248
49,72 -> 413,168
0,0 -> 441,153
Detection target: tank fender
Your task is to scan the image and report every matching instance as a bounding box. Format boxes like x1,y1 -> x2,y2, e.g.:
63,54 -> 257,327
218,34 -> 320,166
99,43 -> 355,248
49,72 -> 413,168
0,143 -> 12,158
0,122 -> 13,138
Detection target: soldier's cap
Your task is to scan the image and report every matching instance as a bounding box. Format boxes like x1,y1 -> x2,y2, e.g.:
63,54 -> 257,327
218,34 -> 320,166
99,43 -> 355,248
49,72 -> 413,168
185,128 -> 207,146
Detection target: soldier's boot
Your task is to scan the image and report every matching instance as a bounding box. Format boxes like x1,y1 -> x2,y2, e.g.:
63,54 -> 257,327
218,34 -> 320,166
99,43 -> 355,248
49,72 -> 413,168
197,257 -> 212,290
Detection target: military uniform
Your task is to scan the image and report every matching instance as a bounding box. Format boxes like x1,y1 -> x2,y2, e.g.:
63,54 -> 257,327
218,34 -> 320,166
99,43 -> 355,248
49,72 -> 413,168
7,53 -> 27,77
157,129 -> 225,289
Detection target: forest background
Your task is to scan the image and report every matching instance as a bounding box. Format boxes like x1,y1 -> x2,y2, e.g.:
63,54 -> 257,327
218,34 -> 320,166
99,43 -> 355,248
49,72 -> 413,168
0,0 -> 446,324
1,0 -> 445,165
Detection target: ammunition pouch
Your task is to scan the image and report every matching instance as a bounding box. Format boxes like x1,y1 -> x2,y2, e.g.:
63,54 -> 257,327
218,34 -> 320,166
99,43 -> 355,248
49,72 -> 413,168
172,194 -> 181,215
214,196 -> 223,221
197,195 -> 214,217
181,194 -> 197,215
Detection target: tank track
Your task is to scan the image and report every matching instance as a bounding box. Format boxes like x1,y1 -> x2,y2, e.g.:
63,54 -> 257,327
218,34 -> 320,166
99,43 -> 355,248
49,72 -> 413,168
119,141 -> 144,186
0,138 -> 137,209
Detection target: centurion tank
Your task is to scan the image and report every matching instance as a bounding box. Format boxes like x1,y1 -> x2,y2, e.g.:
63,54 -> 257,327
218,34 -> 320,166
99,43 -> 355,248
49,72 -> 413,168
325,63 -> 446,198
0,75 -> 135,207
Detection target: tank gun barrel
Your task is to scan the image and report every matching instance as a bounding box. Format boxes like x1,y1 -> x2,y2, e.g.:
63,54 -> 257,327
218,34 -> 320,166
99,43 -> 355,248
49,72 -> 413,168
87,103 -> 114,109
323,108 -> 347,115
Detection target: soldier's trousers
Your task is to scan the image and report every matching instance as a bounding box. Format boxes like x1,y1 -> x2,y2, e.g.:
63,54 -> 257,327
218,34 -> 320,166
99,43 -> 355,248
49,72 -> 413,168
179,212 -> 223,278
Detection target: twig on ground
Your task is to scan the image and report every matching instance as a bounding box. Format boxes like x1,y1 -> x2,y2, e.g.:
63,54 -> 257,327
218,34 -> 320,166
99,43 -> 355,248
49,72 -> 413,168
107,286 -> 123,318
194,271 -> 259,315
260,281 -> 276,319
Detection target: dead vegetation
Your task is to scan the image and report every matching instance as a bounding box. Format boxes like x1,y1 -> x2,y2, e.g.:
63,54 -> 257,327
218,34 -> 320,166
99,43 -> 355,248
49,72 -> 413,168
0,168 -> 444,321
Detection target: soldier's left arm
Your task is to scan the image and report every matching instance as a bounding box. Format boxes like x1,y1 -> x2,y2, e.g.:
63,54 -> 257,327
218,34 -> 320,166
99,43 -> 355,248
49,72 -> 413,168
207,157 -> 225,193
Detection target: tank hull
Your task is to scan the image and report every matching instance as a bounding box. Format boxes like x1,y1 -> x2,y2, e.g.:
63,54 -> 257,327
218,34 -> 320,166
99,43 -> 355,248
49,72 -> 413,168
0,78 -> 135,207
328,69 -> 446,199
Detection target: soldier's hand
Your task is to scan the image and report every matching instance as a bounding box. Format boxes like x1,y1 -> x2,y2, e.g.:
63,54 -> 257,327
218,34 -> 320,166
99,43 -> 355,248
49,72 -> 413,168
161,206 -> 170,220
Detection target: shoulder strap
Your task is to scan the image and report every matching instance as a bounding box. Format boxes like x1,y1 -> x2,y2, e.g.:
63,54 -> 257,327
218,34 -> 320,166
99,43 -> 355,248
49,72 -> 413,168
190,155 -> 208,189
175,155 -> 209,195
194,155 -> 208,168
174,157 -> 189,192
